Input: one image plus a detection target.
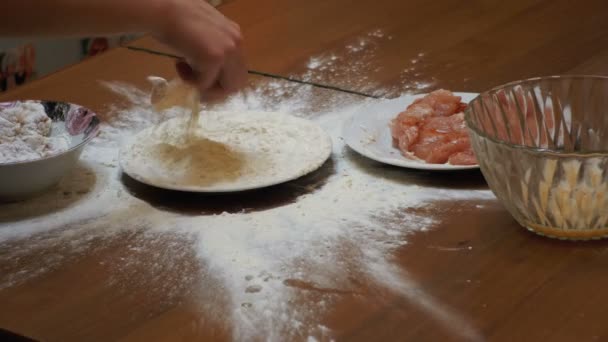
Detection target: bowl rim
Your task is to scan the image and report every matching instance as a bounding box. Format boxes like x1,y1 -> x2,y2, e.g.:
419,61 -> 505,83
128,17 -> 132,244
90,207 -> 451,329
465,74 -> 608,157
0,99 -> 100,166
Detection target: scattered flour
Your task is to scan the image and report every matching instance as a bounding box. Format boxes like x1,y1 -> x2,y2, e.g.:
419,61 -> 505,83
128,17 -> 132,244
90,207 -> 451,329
0,32 -> 492,341
0,101 -> 69,163
306,58 -> 324,70
300,29 -> 437,98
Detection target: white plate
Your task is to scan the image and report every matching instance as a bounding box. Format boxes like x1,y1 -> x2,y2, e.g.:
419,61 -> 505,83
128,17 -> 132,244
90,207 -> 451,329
120,111 -> 332,192
342,92 -> 479,171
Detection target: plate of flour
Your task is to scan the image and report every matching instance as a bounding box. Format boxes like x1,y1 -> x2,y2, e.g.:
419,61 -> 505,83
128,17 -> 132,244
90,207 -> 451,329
119,111 -> 332,192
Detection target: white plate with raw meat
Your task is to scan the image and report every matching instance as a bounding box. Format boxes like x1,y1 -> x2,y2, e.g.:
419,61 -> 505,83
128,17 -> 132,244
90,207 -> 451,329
343,90 -> 479,170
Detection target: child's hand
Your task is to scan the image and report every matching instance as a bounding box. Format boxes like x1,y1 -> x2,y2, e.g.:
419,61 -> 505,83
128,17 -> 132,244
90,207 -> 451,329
154,0 -> 247,100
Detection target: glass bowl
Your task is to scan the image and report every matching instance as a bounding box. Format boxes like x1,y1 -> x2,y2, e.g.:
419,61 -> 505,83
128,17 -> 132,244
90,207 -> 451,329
466,76 -> 608,240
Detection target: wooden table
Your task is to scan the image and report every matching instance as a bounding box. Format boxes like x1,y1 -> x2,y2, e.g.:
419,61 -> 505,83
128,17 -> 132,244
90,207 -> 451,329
2,1 -> 608,341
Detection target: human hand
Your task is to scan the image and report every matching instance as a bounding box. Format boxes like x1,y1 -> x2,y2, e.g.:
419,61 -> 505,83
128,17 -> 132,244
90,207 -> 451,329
153,0 -> 247,100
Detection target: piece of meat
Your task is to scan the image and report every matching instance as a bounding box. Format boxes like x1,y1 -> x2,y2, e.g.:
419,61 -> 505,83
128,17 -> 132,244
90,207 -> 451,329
413,135 -> 471,164
390,102 -> 434,152
412,113 -> 471,163
423,89 -> 463,116
396,126 -> 419,155
455,102 -> 468,113
403,101 -> 434,118
448,150 -> 478,165
422,113 -> 468,135
390,112 -> 422,152
389,89 -> 474,164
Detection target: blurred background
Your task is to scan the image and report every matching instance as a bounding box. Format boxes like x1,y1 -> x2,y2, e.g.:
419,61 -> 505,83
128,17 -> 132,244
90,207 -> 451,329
0,35 -> 141,92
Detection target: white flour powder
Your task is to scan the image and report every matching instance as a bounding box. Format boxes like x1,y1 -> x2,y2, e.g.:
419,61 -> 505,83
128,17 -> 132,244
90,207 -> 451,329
0,32 -> 493,341
299,29 -> 436,98
120,111 -> 331,191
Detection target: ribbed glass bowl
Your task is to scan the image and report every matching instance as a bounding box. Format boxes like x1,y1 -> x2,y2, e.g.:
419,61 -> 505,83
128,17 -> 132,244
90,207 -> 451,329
466,76 -> 608,240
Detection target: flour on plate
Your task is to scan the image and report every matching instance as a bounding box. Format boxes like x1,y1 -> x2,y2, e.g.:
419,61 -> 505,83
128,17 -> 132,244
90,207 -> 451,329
120,111 -> 331,191
0,101 -> 69,163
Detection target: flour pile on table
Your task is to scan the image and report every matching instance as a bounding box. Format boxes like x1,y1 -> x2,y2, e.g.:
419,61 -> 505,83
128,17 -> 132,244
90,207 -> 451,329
0,30 -> 493,342
0,102 -> 69,163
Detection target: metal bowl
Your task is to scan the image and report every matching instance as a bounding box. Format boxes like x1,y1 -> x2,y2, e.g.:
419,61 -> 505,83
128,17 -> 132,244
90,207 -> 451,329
0,100 -> 100,201
466,76 -> 608,240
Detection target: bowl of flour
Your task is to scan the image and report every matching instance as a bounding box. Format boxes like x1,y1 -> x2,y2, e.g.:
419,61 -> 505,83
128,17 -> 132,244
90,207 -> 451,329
0,100 -> 100,201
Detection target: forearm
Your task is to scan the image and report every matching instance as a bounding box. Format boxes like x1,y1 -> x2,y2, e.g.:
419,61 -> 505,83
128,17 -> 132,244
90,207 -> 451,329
0,0 -> 248,98
0,0 -> 168,38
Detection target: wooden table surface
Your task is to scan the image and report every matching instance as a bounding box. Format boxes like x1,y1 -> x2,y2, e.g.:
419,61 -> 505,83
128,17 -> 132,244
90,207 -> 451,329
2,1 -> 608,341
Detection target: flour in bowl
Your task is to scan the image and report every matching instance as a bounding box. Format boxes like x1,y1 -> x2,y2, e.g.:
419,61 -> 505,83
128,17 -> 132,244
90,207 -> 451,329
0,101 -> 69,163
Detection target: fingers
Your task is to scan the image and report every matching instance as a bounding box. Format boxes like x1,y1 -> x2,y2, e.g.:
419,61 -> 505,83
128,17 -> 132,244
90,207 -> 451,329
161,0 -> 247,99
194,21 -> 245,97
219,42 -> 247,93
175,60 -> 196,82
195,53 -> 223,92
175,33 -> 246,99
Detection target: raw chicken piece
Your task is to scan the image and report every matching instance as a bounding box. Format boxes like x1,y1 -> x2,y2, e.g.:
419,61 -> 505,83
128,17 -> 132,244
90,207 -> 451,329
390,89 -> 478,165
418,89 -> 464,116
391,113 -> 422,152
448,150 -> 477,165
413,136 -> 471,164
396,125 -> 419,155
413,113 -> 471,164
421,112 -> 468,135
